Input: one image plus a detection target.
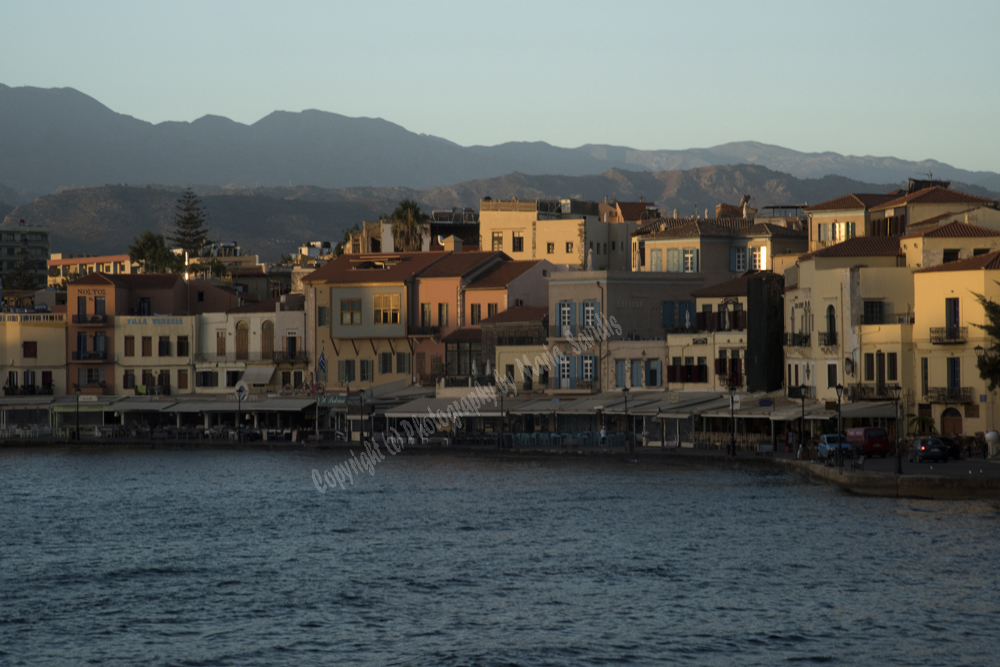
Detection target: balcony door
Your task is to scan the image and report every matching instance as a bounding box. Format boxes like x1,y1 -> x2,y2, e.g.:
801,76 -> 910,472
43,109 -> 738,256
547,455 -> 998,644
945,298 -> 960,336
947,357 -> 961,394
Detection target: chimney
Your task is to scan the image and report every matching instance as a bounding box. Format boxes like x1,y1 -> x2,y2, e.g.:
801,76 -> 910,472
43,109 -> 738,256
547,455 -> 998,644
673,209 -> 678,219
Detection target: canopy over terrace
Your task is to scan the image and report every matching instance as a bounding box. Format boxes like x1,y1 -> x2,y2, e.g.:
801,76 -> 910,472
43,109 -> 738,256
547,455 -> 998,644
163,395 -> 317,429
0,395 -> 56,429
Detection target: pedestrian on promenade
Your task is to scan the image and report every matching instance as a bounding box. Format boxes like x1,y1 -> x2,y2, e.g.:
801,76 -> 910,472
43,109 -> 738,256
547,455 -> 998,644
600,426 -> 607,449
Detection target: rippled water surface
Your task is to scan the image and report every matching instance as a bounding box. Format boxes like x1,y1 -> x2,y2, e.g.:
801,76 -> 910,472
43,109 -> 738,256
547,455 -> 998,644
2,449 -> 999,666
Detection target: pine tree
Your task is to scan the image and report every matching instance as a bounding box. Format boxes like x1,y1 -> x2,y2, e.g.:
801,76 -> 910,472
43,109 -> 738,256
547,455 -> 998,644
168,189 -> 210,257
129,231 -> 180,274
973,288 -> 1000,389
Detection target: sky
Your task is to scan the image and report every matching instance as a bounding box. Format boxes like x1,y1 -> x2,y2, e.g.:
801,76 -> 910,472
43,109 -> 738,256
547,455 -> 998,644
4,0 -> 999,172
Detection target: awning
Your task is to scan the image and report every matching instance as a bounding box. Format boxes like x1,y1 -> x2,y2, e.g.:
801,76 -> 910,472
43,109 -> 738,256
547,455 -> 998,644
0,396 -> 56,409
114,398 -> 178,412
166,401 -> 233,413
52,397 -> 124,413
248,398 -> 316,412
658,397 -> 730,419
383,397 -> 462,419
241,365 -> 276,387
841,401 -> 898,419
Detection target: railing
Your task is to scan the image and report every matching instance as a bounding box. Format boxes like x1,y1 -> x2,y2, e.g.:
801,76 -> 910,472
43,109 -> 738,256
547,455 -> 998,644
850,383 -> 897,401
818,331 -> 838,346
3,385 -> 54,396
71,350 -> 108,361
927,386 -> 974,404
788,385 -> 811,399
930,327 -> 968,344
72,314 -> 108,325
784,332 -> 810,347
860,311 -> 914,325
719,373 -> 744,389
273,351 -> 309,364
196,351 -> 269,363
409,326 -> 440,336
441,375 -> 497,388
496,336 -> 546,346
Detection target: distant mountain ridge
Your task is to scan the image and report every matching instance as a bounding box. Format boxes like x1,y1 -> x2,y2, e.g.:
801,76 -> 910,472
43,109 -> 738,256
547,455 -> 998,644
1,83 -> 998,197
8,164 -> 994,261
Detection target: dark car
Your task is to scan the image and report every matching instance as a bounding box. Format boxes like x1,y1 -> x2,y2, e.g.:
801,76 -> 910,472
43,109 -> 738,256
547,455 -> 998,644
908,437 -> 949,463
938,436 -> 962,460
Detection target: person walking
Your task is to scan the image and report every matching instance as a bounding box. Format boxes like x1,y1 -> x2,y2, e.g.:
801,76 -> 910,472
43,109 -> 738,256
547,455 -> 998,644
600,425 -> 607,449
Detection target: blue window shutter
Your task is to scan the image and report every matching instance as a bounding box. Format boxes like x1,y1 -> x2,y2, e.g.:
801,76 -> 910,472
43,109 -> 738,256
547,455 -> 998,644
594,300 -> 601,325
693,249 -> 700,272
678,302 -> 688,328
588,354 -> 596,381
663,301 -> 675,329
654,360 -> 662,386
730,247 -> 738,272
570,356 -> 578,389
644,359 -> 651,385
616,359 -> 625,387
569,302 -> 577,334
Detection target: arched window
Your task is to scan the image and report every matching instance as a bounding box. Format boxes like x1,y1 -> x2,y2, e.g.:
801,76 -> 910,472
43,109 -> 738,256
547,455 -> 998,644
235,321 -> 249,360
261,321 -> 274,360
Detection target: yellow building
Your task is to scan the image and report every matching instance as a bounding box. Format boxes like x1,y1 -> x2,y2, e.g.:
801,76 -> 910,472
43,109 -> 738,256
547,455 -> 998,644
114,315 -> 197,396
0,312 -> 68,396
803,193 -> 899,252
47,253 -> 138,288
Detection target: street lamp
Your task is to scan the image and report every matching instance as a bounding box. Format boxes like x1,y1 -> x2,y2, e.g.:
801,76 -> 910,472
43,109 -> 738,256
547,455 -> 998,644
499,375 -> 505,449
729,385 -> 736,457
75,388 -> 81,440
835,384 -> 844,470
799,383 -> 808,458
235,385 -> 246,444
622,386 -> 631,453
891,384 -> 903,474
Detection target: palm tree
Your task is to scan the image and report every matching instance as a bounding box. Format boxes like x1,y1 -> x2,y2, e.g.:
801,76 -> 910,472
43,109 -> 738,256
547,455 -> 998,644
389,199 -> 428,252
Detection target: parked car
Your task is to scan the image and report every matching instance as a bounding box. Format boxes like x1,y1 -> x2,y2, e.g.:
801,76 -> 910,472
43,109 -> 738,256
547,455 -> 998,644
817,434 -> 851,459
937,436 -> 962,460
908,437 -> 949,463
845,427 -> 891,458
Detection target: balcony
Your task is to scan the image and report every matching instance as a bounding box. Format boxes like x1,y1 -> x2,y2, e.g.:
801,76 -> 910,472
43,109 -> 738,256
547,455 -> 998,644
273,351 -> 309,364
496,336 -> 546,346
3,385 -> 54,396
850,383 -> 897,401
860,311 -> 915,325
818,331 -> 838,346
927,386 -> 974,404
667,365 -> 709,383
784,332 -> 810,347
930,327 -> 968,344
135,384 -> 171,396
409,326 -> 440,337
72,314 -> 108,325
71,350 -> 108,361
788,385 -> 811,399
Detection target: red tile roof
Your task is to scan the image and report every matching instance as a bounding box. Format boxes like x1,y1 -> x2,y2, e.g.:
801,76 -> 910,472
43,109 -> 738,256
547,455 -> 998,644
798,236 -> 901,261
870,187 -> 994,211
441,327 -> 482,342
803,193 -> 899,212
416,252 -> 504,278
690,271 -> 780,298
899,220 -> 1000,239
228,297 -> 279,314
633,219 -> 804,241
616,201 -> 659,221
901,208 -> 980,231
915,250 -> 1000,273
479,306 -> 548,325
465,260 -> 541,289
70,273 -> 184,289
302,252 -> 447,285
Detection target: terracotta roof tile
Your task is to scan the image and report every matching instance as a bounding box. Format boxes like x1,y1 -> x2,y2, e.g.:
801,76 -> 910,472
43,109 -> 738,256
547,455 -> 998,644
915,250 -> 1000,273
465,261 -> 541,289
900,220 -> 1000,239
616,201 -> 659,221
479,306 -> 548,325
70,273 -> 184,289
690,271 -> 781,298
798,236 -> 901,261
302,252 -> 448,285
416,252 -> 504,278
870,187 -> 994,211
803,193 -> 899,212
441,327 -> 482,342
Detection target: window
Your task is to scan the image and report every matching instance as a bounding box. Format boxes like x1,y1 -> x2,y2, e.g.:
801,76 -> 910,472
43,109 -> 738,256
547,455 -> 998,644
23,370 -> 35,388
361,359 -> 374,382
943,249 -> 960,263
196,371 -> 219,387
547,242 -> 555,254
487,303 -> 498,318
560,302 -> 572,335
559,357 -> 571,382
438,303 -> 449,327
421,303 -> 432,327
374,294 -> 400,324
318,306 -> 330,327
177,369 -> 188,390
158,336 -> 171,357
751,246 -> 766,270
887,352 -> 898,382
225,370 -> 241,387
470,304 -> 482,325
827,363 -> 838,388
863,300 -> 884,325
396,352 -> 410,374
138,297 -> 151,316
282,371 -> 292,387
123,370 -> 135,390
920,357 -> 929,396
584,302 -> 595,327
142,336 -> 152,357
42,371 -> 52,388
650,248 -> 662,272
338,360 -> 356,383
734,247 -> 747,272
177,336 -> 189,357
818,224 -> 828,242
947,357 -> 961,391
864,353 -> 875,382
512,232 -> 523,252
566,242 -> 574,253
216,330 -> 226,356
379,352 -> 393,374
94,296 -> 106,315
583,356 -> 594,381
631,360 -> 642,387
492,231 -> 503,252
197,291 -> 205,303
974,248 -> 990,256
7,370 -> 16,388
683,248 -> 699,272
22,341 -> 37,358
341,299 -> 361,325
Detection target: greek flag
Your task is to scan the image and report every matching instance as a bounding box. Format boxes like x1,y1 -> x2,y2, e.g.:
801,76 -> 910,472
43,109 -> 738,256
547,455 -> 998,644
318,350 -> 327,374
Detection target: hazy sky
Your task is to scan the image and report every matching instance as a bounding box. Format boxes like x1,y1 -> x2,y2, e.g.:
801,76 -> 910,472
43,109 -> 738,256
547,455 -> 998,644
4,0 -> 999,172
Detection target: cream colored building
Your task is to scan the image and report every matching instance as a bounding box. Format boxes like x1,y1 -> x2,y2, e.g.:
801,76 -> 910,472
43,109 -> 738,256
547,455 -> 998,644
114,315 -> 197,396
0,312 -> 68,396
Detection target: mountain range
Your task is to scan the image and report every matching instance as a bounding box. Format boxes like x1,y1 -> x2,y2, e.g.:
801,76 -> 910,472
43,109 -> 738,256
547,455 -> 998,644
8,164 -> 997,261
1,83 -> 999,201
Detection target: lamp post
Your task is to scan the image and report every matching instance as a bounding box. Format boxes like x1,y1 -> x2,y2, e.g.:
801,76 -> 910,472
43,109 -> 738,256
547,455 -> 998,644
891,384 -> 902,475
622,387 -> 631,453
360,388 -> 366,444
75,388 -> 81,440
499,375 -> 505,449
835,384 -> 844,470
799,383 -> 808,458
236,385 -> 246,444
730,385 -> 739,456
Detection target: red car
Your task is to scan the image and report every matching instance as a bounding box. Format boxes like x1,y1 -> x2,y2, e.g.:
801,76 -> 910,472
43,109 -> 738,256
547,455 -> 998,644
846,427 -> 891,458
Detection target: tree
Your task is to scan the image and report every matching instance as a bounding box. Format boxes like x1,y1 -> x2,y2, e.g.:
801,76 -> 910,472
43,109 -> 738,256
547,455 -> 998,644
3,248 -> 40,290
389,199 -> 428,252
129,231 -> 180,273
973,287 -> 1000,390
334,224 -> 360,257
168,189 -> 210,257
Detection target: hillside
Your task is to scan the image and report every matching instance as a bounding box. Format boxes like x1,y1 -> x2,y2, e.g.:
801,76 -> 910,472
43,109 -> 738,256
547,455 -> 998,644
7,164 -> 991,261
1,84 -> 998,196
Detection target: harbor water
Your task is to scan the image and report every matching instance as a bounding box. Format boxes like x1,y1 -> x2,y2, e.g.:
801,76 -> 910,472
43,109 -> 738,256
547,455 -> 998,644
2,449 -> 998,666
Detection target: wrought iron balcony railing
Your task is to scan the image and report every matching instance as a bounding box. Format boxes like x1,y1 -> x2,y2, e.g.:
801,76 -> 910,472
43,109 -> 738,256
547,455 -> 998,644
926,386 -> 974,404
929,327 -> 968,344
